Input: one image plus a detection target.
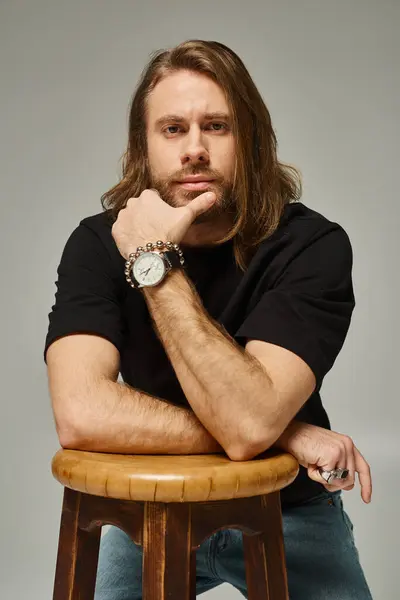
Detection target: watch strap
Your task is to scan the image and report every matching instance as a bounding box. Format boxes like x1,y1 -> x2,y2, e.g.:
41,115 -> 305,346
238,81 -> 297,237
164,249 -> 183,269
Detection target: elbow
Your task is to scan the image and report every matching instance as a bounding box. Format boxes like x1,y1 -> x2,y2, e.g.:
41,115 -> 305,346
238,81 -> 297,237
58,433 -> 79,450
226,445 -> 260,462
57,422 -> 82,450
55,411 -> 89,450
59,437 -> 77,450
58,428 -> 94,451
225,427 -> 279,462
226,438 -> 272,462
55,407 -> 102,451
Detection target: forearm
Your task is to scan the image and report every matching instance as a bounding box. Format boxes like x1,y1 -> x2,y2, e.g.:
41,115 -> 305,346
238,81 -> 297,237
272,419 -> 324,459
272,419 -> 306,453
143,270 -> 276,459
61,379 -> 224,455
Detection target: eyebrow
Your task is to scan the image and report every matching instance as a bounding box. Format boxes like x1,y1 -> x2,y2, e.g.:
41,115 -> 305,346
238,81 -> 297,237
154,112 -> 231,128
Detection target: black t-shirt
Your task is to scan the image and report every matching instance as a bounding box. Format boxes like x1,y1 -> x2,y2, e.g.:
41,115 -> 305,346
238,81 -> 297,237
44,201 -> 355,506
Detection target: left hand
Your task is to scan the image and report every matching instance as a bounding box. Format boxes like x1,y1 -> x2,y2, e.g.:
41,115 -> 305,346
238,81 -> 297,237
111,188 -> 216,259
276,420 -> 372,503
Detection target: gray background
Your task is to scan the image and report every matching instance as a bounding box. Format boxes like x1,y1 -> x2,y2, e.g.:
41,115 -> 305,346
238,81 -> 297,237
1,1 -> 398,598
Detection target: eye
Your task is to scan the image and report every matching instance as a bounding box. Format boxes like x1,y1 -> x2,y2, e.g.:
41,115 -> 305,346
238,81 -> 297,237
207,122 -> 228,132
162,122 -> 228,136
164,125 -> 181,135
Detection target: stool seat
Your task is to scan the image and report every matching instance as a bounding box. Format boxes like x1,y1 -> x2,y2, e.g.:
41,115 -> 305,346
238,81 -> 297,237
52,448 -> 299,503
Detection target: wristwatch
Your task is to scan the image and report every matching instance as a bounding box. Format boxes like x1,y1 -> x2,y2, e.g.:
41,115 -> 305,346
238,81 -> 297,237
125,241 -> 185,289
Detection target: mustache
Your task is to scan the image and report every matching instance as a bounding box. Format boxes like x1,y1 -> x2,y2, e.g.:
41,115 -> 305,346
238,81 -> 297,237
167,166 -> 224,182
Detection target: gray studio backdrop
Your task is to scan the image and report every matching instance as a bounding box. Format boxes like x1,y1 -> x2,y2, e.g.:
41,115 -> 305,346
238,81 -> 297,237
1,1 -> 398,599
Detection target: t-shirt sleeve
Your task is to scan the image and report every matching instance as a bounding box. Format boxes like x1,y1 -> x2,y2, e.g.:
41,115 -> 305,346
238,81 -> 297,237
44,222 -> 125,363
234,225 -> 355,390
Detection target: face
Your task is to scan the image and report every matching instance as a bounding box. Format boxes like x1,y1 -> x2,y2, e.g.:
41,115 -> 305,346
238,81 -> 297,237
146,70 -> 236,226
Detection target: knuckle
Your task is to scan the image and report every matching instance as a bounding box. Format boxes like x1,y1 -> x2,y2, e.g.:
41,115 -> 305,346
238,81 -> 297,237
331,446 -> 342,462
342,434 -> 354,447
340,441 -> 348,455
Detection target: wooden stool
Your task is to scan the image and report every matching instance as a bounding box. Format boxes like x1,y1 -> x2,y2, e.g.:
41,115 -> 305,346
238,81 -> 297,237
51,447 -> 298,599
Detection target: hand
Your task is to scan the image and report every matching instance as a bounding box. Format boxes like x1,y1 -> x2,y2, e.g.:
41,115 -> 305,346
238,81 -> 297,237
111,189 -> 217,260
276,421 -> 372,503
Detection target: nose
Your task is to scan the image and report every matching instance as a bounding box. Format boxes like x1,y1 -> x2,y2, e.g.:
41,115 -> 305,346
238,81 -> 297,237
180,128 -> 210,166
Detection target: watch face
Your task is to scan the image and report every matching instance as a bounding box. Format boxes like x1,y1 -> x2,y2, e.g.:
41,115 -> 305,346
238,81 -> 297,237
132,252 -> 166,286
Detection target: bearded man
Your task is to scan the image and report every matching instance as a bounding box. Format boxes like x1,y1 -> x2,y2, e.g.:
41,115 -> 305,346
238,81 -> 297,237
45,39 -> 373,600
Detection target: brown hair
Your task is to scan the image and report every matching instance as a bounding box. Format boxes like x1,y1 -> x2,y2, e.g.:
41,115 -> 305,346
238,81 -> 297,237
101,39 -> 302,271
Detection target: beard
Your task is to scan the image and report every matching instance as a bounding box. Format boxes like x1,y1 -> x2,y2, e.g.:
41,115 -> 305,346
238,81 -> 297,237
149,166 -> 236,225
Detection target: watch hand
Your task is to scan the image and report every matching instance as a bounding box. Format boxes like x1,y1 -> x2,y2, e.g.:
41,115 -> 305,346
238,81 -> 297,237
139,260 -> 159,277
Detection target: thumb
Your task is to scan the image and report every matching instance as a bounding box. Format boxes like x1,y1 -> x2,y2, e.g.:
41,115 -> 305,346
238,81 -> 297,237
187,192 -> 216,217
307,465 -> 328,484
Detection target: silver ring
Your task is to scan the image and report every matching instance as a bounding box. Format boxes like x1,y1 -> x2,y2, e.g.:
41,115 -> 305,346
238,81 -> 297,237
319,467 -> 349,485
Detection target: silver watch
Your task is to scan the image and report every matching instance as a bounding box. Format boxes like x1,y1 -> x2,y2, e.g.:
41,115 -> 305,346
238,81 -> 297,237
125,241 -> 184,289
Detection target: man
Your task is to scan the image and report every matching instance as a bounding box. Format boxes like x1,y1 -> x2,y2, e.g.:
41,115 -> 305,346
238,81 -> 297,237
44,40 -> 373,599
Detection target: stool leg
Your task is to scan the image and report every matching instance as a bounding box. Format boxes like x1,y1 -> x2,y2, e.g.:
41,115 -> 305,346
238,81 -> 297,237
243,492 -> 288,600
52,487 -> 101,600
142,502 -> 195,600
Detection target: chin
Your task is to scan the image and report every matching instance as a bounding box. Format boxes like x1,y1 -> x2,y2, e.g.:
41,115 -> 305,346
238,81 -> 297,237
174,190 -> 207,206
165,185 -> 230,220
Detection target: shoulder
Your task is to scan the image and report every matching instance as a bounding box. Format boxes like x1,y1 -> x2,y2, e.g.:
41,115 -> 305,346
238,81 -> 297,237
61,209 -> 124,274
261,201 -> 352,261
77,210 -> 121,260
248,202 -> 354,287
279,201 -> 350,241
78,209 -> 115,242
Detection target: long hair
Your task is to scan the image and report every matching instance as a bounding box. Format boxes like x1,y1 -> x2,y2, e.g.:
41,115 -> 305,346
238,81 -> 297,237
101,40 -> 302,271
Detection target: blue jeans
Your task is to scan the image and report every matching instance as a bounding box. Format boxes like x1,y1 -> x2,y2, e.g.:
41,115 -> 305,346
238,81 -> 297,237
94,490 -> 372,599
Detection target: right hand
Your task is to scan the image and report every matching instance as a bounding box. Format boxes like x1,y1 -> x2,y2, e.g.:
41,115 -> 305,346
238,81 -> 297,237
276,421 -> 372,504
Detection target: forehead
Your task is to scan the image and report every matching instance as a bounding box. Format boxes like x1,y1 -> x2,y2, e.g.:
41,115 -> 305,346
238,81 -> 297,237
147,70 -> 230,122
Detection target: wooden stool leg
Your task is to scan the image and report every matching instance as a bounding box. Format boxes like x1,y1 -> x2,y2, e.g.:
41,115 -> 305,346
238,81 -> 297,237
243,492 -> 289,600
142,502 -> 195,600
52,487 -> 101,600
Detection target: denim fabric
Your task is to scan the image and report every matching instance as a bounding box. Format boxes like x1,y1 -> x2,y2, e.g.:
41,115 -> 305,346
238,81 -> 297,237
94,490 -> 372,599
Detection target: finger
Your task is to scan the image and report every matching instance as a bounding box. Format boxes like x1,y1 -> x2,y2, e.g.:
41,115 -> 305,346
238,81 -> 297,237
343,438 -> 356,489
185,192 -> 216,218
328,436 -> 357,494
319,443 -> 347,473
316,444 -> 348,488
147,188 -> 161,196
343,483 -> 355,491
354,446 -> 372,503
307,465 -> 343,492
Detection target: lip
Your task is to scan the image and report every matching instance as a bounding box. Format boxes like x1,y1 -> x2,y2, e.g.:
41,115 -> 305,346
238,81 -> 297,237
176,176 -> 215,191
178,181 -> 214,190
179,175 -> 215,182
